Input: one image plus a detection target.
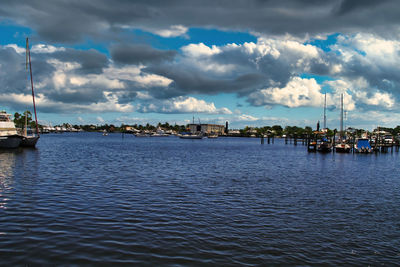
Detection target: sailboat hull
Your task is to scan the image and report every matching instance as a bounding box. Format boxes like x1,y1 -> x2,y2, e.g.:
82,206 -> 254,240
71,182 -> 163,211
20,136 -> 40,147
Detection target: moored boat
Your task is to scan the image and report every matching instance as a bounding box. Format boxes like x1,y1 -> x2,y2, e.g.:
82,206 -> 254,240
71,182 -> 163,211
20,135 -> 40,147
20,112 -> 40,147
335,142 -> 351,153
0,111 -> 22,148
150,127 -> 169,137
20,37 -> 40,147
179,132 -> 204,139
354,138 -> 372,153
317,137 -> 332,153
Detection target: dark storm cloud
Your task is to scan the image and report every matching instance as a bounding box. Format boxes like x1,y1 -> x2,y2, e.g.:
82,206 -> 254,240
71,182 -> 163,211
52,48 -> 108,74
0,46 -> 56,95
1,0 -> 399,43
335,0 -> 387,15
0,47 -> 31,94
111,44 -> 177,65
144,64 -> 266,99
46,87 -> 106,104
0,45 -> 115,110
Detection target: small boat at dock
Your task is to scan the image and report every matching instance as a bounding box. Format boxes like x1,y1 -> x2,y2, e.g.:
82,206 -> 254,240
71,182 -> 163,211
335,142 -> 351,153
317,137 -> 332,153
354,138 -> 372,153
20,111 -> 39,147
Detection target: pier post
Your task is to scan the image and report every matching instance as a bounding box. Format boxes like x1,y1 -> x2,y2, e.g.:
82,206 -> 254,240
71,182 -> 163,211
285,136 -> 288,145
261,135 -> 264,144
333,129 -> 336,153
294,134 -> 297,146
272,135 -> 274,144
267,135 -> 270,144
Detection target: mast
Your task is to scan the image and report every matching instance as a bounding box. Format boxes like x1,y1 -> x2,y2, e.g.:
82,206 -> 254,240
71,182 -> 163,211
323,93 -> 327,130
26,38 -> 39,136
24,111 -> 28,137
340,94 -> 343,140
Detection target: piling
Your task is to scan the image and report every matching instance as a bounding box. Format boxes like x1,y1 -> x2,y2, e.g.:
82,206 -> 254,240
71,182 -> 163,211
332,130 -> 336,153
261,135 -> 264,144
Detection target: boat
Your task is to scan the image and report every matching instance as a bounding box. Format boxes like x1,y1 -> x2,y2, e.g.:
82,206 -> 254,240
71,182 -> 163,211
179,132 -> 204,139
150,127 -> 169,137
135,131 -> 150,137
335,142 -> 351,153
207,133 -> 218,138
335,94 -> 350,153
317,136 -> 332,152
0,111 -> 23,148
20,111 -> 39,147
354,138 -> 372,153
317,94 -> 332,152
20,37 -> 40,147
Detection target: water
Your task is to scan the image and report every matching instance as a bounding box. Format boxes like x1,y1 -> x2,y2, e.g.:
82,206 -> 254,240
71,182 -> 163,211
1,133 -> 400,265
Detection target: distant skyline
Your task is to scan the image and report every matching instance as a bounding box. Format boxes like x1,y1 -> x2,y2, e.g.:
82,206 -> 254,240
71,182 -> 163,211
1,0 -> 400,130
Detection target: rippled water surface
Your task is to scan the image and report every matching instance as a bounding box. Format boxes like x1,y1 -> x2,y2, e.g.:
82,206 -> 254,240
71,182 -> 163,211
1,133 -> 400,265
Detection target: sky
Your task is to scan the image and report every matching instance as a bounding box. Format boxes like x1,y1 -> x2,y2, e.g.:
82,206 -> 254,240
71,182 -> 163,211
0,0 -> 400,130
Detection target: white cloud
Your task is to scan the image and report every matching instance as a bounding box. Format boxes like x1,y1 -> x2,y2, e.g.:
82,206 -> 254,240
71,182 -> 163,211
138,96 -> 232,114
236,114 -> 259,121
248,77 -> 327,108
355,90 -> 395,108
151,25 -> 188,38
3,44 -> 25,54
0,92 -> 134,114
182,43 -> 222,57
96,116 -> 105,123
31,44 -> 66,53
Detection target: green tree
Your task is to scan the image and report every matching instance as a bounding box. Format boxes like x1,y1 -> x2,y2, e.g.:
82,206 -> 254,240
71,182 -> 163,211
14,111 -> 32,128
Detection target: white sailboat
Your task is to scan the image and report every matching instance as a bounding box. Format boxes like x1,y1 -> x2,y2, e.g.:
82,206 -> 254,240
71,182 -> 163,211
335,94 -> 351,153
317,93 -> 332,152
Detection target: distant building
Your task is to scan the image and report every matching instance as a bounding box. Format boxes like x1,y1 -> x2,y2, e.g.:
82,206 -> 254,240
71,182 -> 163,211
123,126 -> 139,133
188,124 -> 225,135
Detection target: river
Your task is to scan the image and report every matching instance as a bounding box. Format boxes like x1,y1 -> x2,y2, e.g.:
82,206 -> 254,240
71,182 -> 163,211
1,133 -> 399,265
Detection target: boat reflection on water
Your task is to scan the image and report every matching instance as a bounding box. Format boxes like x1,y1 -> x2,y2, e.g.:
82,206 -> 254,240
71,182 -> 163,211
0,151 -> 17,210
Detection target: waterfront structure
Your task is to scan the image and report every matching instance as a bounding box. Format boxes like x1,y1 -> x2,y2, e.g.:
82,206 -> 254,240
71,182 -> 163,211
188,124 -> 225,135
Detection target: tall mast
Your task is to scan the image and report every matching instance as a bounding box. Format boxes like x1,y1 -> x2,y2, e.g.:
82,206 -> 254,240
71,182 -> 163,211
26,38 -> 39,136
323,93 -> 327,130
340,94 -> 343,140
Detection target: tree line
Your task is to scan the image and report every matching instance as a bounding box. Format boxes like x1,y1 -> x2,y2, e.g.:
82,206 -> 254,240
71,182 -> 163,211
12,111 -> 400,137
